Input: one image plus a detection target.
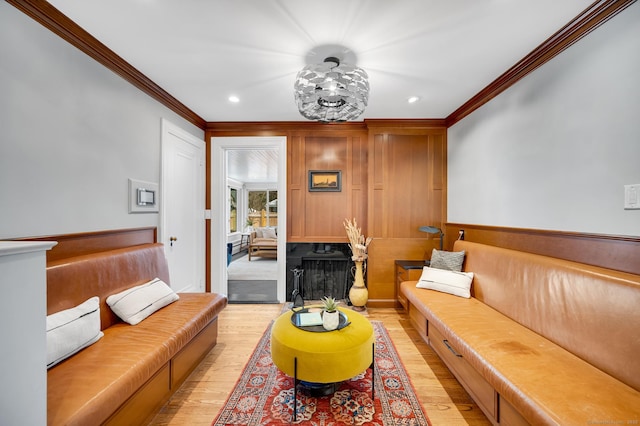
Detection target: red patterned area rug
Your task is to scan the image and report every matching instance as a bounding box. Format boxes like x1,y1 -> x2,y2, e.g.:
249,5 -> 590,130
211,321 -> 431,425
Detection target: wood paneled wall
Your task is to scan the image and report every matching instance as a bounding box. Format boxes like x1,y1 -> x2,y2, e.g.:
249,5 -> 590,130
288,131 -> 368,242
207,121 -> 448,306
206,122 -> 369,243
366,124 -> 447,306
369,132 -> 446,238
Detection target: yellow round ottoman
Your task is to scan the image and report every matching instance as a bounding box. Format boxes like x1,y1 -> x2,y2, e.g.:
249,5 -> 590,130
270,306 -> 374,383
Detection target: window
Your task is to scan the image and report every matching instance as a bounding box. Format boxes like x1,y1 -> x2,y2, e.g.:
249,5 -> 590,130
247,190 -> 277,228
229,187 -> 238,233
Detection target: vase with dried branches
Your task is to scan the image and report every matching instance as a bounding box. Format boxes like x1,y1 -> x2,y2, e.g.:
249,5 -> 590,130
344,218 -> 372,310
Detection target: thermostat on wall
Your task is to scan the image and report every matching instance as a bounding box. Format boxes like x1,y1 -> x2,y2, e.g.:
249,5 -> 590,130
137,188 -> 155,206
129,178 -> 159,213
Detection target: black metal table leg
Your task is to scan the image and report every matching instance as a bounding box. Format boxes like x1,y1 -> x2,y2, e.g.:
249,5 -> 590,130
292,344 -> 374,421
371,342 -> 375,400
293,357 -> 298,422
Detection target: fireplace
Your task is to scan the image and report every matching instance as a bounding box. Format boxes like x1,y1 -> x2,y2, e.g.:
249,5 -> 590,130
286,243 -> 362,303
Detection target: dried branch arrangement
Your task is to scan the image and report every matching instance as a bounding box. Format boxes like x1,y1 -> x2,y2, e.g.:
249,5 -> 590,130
344,218 -> 372,262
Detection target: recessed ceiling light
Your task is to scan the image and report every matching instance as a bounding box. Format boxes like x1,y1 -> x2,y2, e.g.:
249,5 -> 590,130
407,96 -> 421,104
228,95 -> 240,103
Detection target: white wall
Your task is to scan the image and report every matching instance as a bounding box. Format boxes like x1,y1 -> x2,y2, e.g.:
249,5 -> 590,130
448,2 -> 640,237
0,3 -> 204,239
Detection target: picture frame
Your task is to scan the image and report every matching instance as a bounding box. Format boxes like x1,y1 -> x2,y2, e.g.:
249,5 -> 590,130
308,170 -> 342,192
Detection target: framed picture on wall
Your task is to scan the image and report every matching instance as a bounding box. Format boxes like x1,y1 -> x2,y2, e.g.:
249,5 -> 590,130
308,170 -> 342,192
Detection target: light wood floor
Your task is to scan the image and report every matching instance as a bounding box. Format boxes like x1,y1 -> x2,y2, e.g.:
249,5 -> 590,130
148,304 -> 491,425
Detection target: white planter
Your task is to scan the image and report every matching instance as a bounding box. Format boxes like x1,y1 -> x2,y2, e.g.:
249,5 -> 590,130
322,310 -> 340,331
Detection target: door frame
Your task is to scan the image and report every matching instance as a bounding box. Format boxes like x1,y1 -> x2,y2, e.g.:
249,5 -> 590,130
210,136 -> 287,301
160,118 -> 205,292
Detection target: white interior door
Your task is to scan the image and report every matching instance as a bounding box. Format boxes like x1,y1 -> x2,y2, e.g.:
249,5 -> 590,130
161,119 -> 205,293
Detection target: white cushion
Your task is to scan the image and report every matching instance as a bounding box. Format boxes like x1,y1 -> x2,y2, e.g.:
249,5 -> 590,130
106,278 -> 179,325
47,296 -> 103,368
262,227 -> 277,239
416,267 -> 474,298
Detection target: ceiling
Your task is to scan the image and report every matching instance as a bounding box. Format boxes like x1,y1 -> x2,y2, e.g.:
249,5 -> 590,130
47,0 -> 593,123
226,149 -> 279,183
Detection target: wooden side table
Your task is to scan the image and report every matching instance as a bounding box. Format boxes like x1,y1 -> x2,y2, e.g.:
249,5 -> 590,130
395,260 -> 427,309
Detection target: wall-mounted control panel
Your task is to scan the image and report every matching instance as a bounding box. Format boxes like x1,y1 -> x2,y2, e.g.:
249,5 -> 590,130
129,178 -> 159,213
624,184 -> 640,210
137,188 -> 155,206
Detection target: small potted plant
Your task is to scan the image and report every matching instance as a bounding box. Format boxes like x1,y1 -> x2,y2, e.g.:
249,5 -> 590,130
321,296 -> 340,331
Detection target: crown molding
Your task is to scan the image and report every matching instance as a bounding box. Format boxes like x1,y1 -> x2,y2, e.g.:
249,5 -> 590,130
445,0 -> 637,127
364,119 -> 447,129
7,0 -> 207,130
206,121 -> 368,134
205,119 -> 448,134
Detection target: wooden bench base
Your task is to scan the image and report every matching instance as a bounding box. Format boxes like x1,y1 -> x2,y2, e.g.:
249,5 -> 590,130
249,243 -> 277,260
105,318 -> 219,426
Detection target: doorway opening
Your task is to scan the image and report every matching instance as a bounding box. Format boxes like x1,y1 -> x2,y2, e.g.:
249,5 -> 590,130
228,175 -> 278,303
210,137 -> 287,303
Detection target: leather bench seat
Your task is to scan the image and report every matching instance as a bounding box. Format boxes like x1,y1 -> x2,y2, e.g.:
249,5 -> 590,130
402,284 -> 640,425
47,293 -> 225,425
400,240 -> 640,425
46,243 -> 227,425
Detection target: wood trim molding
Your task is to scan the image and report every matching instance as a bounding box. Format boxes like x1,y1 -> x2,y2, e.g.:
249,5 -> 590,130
16,227 -> 157,263
364,119 -> 447,129
445,222 -> 640,275
6,0 -> 206,130
205,120 -> 448,134
206,121 -> 368,134
445,0 -> 637,127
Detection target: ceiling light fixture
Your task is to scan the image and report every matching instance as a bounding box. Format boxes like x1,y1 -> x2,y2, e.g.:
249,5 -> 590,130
408,96 -> 421,104
294,56 -> 369,122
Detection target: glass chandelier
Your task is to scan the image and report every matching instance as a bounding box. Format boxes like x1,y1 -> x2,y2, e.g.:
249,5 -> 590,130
294,56 -> 369,122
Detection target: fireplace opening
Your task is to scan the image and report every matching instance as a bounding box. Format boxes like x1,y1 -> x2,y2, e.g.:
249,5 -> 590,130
286,243 -> 361,303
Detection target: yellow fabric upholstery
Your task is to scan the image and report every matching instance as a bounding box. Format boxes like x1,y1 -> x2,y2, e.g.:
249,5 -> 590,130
271,307 -> 374,383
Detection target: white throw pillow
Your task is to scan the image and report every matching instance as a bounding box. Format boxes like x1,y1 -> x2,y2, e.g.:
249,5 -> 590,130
262,227 -> 277,239
47,296 -> 103,368
416,267 -> 474,298
106,278 -> 179,325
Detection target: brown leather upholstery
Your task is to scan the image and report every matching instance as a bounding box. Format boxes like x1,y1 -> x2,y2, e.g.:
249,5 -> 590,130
401,241 -> 640,425
455,240 -> 640,392
46,244 -> 227,425
47,243 -> 172,330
